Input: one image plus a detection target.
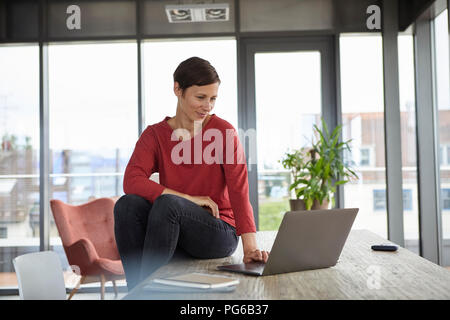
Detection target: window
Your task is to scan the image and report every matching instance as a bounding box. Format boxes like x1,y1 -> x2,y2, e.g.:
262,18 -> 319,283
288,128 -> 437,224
0,227 -> 7,239
448,146 -> 450,165
439,145 -> 450,165
398,33 -> 419,250
445,146 -> 450,164
403,189 -> 413,211
373,189 -> 386,211
443,189 -> 450,210
0,44 -> 40,284
433,9 -> 450,266
143,39 -> 238,130
373,189 -> 413,211
359,147 -> 372,166
48,42 -> 138,238
340,34 -> 387,238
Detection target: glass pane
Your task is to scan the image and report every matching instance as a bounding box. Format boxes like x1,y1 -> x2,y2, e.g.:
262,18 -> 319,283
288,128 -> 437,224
340,34 -> 388,238
255,51 -> 322,231
398,34 -> 419,254
0,45 -> 39,287
434,10 -> 450,267
143,39 -> 238,129
48,42 -> 138,275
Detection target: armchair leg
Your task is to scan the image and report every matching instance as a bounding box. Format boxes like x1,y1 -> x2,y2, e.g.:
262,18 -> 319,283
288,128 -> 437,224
68,276 -> 85,300
100,274 -> 106,300
112,280 -> 118,297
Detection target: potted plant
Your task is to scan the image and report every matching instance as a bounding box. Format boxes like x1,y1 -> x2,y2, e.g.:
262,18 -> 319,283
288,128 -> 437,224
280,119 -> 358,211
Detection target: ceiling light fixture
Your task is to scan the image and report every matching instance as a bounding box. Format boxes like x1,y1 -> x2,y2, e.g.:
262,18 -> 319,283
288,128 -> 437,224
165,3 -> 230,23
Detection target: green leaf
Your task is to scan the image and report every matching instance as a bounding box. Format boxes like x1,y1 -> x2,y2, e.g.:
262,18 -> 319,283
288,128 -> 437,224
324,163 -> 330,179
331,124 -> 342,140
314,125 -> 329,148
297,178 -> 310,185
295,186 -> 306,199
331,134 -> 339,148
322,118 -> 330,140
289,180 -> 301,190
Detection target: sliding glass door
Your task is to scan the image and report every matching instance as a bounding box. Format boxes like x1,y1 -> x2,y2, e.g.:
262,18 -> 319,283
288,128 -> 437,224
239,37 -> 338,230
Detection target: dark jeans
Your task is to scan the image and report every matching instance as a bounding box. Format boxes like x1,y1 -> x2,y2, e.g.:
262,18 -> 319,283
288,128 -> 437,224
113,194 -> 239,290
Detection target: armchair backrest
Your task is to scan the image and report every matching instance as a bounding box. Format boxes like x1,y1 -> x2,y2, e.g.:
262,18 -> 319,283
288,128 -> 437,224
50,198 -> 120,260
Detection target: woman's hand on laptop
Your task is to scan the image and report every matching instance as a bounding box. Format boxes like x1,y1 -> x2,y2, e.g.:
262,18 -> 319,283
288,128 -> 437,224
241,232 -> 269,263
243,249 -> 269,264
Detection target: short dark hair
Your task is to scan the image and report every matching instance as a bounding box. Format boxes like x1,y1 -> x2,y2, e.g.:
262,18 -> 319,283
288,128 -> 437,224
173,57 -> 221,94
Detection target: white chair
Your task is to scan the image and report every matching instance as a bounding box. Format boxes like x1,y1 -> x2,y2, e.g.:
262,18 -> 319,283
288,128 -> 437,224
13,251 -> 67,300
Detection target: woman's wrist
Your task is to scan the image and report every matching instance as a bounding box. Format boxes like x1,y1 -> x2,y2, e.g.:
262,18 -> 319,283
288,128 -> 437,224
241,232 -> 258,253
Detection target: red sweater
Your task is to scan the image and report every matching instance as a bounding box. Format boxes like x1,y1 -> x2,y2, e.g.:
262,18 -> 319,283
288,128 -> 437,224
123,114 -> 256,236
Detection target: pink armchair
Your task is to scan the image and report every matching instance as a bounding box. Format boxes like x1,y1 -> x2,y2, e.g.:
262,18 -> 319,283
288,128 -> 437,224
50,197 -> 125,300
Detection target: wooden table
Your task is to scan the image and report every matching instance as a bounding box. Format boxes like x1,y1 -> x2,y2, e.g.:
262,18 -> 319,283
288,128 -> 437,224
123,229 -> 450,300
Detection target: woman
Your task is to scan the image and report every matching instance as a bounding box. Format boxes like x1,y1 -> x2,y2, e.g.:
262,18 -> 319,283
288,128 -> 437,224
114,56 -> 269,290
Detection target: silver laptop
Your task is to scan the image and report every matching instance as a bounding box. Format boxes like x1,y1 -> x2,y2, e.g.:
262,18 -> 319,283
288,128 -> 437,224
217,208 -> 358,276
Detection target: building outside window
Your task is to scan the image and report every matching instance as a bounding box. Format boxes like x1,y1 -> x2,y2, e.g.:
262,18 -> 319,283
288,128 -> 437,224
398,33 -> 420,253
373,189 -> 413,212
47,42 -> 139,276
0,45 -> 40,284
443,189 -> 450,211
340,34 -> 388,238
433,9 -> 450,266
